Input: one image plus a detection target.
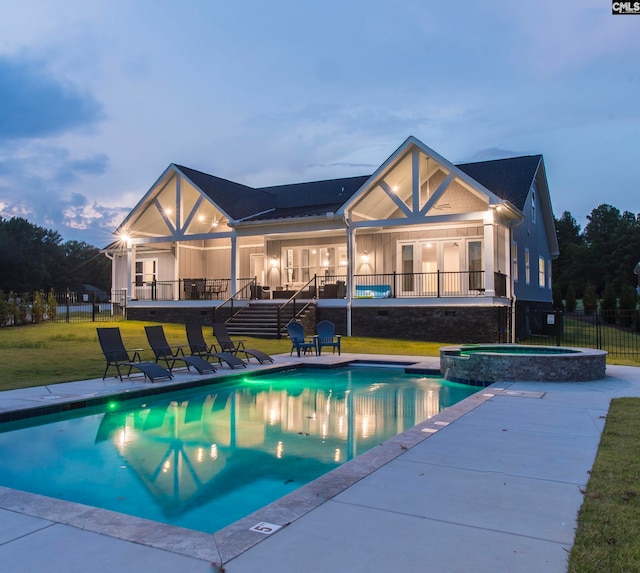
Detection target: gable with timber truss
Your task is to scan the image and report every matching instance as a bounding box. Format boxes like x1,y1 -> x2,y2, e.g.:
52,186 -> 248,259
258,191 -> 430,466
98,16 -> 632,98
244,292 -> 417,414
341,137 -> 501,226
119,167 -> 231,241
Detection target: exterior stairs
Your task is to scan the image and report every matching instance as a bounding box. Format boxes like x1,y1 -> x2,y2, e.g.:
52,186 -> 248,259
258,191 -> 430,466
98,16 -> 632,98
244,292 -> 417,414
225,300 -> 316,338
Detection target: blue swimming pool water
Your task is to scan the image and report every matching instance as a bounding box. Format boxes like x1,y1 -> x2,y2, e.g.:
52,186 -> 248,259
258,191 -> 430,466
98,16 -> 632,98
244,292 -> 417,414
0,366 -> 478,533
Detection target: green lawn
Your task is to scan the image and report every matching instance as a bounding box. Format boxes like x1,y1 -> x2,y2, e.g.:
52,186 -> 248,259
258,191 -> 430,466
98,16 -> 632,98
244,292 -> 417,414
568,398 -> 640,572
0,321 -> 449,391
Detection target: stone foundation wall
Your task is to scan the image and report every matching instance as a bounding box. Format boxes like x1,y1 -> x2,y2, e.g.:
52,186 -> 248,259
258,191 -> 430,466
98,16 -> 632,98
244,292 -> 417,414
128,304 -> 508,344
127,307 -> 217,325
348,306 -> 507,343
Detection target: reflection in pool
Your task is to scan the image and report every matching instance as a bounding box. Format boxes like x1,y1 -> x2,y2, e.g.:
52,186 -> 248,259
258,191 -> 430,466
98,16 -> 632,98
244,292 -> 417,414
0,367 -> 478,533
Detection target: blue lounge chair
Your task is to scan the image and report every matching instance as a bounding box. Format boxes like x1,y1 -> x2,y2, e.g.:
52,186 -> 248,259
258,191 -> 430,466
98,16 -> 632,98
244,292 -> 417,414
185,323 -> 247,369
97,327 -> 172,382
145,325 -> 216,374
315,320 -> 342,355
287,320 -> 316,357
213,322 -> 274,364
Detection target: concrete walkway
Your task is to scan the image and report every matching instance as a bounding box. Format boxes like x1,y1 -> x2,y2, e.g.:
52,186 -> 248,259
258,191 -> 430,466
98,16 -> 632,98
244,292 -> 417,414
1,355 -> 638,573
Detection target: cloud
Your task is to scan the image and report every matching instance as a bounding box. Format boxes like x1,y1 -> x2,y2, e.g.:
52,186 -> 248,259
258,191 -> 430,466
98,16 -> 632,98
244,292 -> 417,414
0,54 -> 103,140
0,140 -> 115,245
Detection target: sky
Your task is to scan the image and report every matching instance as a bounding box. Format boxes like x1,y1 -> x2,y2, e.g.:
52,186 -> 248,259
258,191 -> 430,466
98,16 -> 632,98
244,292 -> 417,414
0,0 -> 638,248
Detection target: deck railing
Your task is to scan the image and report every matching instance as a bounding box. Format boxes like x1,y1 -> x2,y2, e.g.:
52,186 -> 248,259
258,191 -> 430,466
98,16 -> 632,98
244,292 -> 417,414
130,271 -> 507,301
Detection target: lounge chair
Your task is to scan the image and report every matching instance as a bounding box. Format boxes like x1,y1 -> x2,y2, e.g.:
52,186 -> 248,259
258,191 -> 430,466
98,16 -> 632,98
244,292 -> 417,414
315,320 -> 342,355
144,325 -> 216,374
185,323 -> 247,369
213,322 -> 274,364
97,327 -> 173,382
287,320 -> 317,357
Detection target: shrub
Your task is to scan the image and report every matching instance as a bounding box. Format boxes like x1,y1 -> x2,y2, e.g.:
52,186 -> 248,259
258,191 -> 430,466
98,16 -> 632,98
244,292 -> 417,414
0,290 -> 8,326
601,283 -> 617,324
32,290 -> 46,323
553,284 -> 565,310
619,284 -> 638,327
565,285 -> 577,312
46,289 -> 58,321
583,283 -> 598,315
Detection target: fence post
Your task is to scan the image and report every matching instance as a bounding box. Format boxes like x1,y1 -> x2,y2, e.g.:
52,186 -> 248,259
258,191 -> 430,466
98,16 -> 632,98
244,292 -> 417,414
91,291 -> 96,322
65,288 -> 70,323
437,270 -> 441,298
392,271 -> 397,298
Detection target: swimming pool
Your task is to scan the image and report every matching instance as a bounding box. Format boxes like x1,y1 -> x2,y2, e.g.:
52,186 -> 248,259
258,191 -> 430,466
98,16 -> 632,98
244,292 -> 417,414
0,366 -> 478,534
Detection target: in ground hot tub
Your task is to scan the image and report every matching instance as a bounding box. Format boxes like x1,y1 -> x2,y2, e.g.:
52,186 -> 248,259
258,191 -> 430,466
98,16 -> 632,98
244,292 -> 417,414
440,344 -> 607,384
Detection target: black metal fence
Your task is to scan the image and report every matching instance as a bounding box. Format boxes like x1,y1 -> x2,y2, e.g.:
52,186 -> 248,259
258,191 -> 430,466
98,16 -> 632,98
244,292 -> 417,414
519,309 -> 640,357
47,289 -> 127,323
0,289 -> 127,326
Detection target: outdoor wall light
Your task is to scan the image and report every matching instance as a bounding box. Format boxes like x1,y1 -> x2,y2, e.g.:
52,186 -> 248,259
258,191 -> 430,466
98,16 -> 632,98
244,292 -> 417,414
270,255 -> 278,267
360,251 -> 369,264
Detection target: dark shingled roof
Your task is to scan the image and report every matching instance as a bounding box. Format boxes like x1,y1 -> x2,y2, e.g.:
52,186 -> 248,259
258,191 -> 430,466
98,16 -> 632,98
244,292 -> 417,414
456,155 -> 542,210
174,165 -> 273,220
174,155 -> 541,222
251,175 -> 370,221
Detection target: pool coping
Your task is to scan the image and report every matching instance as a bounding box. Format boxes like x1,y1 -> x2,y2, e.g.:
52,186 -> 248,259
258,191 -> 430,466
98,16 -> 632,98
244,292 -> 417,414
0,353 -> 502,567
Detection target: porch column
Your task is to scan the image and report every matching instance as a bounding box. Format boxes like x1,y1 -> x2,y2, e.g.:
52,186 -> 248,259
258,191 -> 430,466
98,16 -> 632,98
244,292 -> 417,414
127,242 -> 135,301
346,223 -> 355,336
230,232 -> 238,293
173,242 -> 179,300
483,211 -> 496,296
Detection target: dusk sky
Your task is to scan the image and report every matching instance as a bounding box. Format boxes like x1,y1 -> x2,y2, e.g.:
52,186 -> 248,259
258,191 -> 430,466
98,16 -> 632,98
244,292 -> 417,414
0,0 -> 638,247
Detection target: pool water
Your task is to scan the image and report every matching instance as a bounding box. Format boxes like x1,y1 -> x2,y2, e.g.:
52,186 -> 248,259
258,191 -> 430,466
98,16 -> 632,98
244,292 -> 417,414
0,367 -> 478,533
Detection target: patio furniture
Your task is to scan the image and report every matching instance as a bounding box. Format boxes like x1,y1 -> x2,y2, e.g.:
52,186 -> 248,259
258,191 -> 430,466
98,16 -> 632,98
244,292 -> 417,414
287,320 -> 317,357
207,279 -> 227,299
97,327 -> 173,382
145,325 -> 216,374
315,320 -> 342,355
212,322 -> 274,364
185,323 -> 247,369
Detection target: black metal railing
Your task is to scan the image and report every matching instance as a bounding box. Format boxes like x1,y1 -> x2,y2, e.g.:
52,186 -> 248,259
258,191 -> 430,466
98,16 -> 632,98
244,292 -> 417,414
518,309 -> 640,357
213,278 -> 257,323
276,276 -> 318,336
128,271 -> 508,302
133,278 -> 236,301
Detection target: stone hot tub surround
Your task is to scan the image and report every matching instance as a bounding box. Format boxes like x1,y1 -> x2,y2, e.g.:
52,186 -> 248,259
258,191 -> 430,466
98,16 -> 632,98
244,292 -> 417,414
440,344 -> 607,384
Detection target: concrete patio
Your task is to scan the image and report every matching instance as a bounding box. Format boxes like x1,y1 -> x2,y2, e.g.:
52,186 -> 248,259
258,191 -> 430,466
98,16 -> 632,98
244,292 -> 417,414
0,353 -> 637,572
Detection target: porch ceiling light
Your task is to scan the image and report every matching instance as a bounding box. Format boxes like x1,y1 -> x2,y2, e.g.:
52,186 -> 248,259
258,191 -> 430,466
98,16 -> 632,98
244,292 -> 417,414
119,232 -> 131,247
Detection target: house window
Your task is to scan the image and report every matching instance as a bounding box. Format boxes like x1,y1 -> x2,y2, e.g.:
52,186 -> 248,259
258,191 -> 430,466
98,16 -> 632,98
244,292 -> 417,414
547,260 -> 552,290
539,256 -> 545,288
524,249 -> 530,285
468,241 -> 483,290
531,190 -> 536,224
135,259 -> 156,286
285,248 -> 298,284
281,245 -> 346,284
401,244 -> 414,291
512,241 -> 518,282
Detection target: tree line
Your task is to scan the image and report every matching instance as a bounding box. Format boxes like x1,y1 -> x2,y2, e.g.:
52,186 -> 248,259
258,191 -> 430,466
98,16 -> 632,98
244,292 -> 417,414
0,216 -> 111,294
553,204 -> 640,311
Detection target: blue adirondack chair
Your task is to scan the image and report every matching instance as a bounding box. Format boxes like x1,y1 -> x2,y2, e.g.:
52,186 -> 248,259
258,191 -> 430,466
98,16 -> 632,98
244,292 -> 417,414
287,320 -> 316,357
315,320 -> 341,355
